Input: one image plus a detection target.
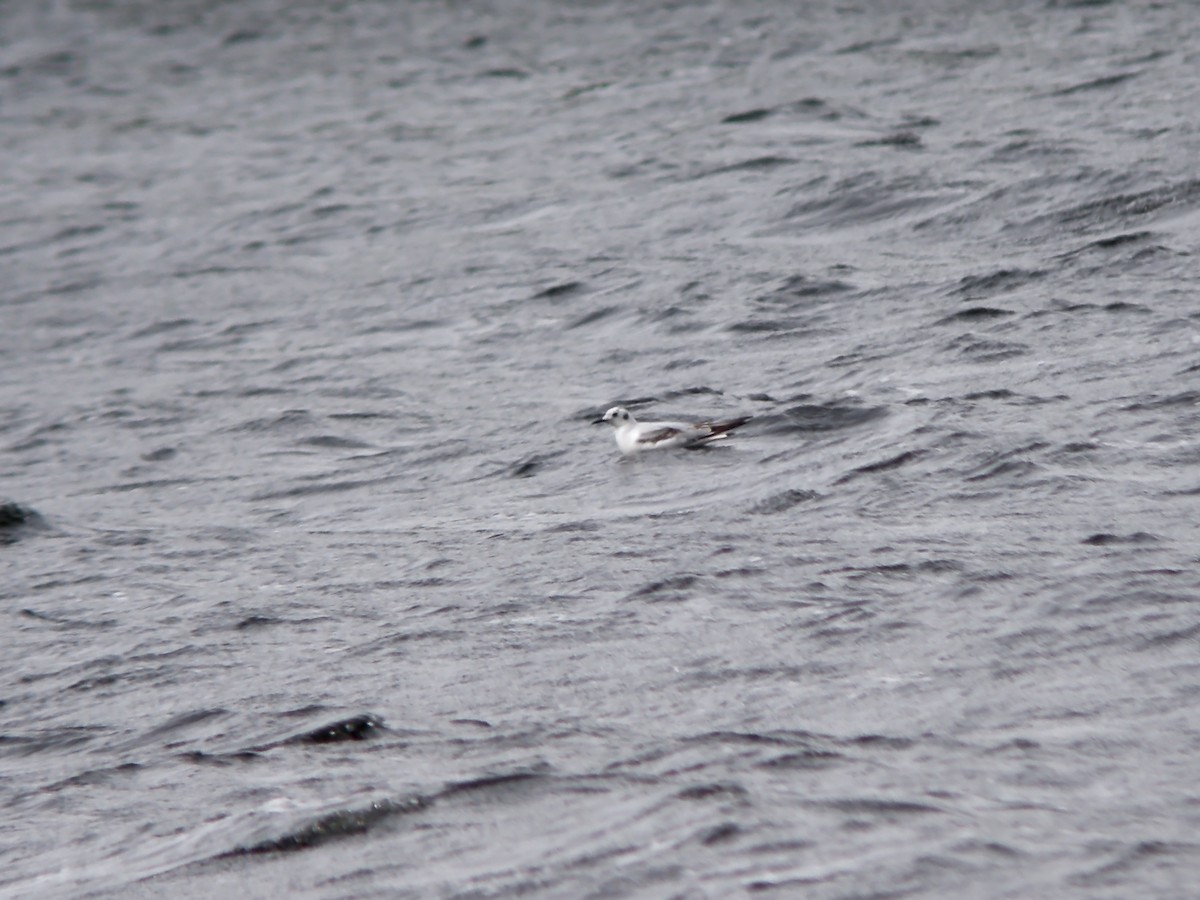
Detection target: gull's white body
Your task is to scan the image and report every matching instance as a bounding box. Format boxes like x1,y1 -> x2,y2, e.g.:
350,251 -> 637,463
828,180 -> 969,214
596,406 -> 752,455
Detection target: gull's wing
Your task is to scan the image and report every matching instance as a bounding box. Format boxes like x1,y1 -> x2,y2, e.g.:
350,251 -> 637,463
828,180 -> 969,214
631,415 -> 752,449
636,426 -> 686,446
679,416 -> 753,447
701,416 -> 752,437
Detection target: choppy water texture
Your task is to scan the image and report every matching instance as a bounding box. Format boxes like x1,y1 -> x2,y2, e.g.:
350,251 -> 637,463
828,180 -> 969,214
3,0 -> 1200,896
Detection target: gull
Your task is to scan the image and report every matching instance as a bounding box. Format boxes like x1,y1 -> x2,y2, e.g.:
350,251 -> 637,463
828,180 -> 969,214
593,406 -> 752,455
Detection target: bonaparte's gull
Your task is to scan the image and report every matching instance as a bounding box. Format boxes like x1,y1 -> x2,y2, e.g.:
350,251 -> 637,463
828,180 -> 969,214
593,406 -> 752,455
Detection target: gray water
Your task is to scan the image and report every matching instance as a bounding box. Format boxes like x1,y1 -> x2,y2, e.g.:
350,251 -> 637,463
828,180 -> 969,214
3,1 -> 1200,897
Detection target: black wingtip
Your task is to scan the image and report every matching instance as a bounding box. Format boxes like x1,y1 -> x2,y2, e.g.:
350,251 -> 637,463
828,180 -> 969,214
709,415 -> 752,436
